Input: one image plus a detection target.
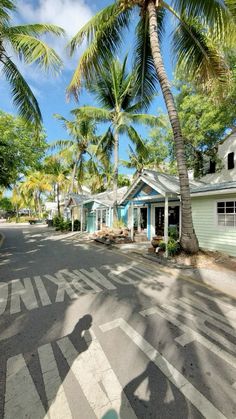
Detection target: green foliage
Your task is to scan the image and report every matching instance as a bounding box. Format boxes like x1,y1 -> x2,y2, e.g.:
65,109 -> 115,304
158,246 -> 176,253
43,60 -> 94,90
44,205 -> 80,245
0,197 -> 13,212
113,219 -> 126,229
52,215 -> 73,232
0,2 -> 63,127
168,226 -> 179,240
53,215 -> 63,228
73,219 -> 81,231
159,241 -> 166,251
167,238 -> 180,256
0,111 -> 47,187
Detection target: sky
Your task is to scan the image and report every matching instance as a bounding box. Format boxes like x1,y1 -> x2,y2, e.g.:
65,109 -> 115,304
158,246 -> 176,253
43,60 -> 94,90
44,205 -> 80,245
0,0 -> 175,174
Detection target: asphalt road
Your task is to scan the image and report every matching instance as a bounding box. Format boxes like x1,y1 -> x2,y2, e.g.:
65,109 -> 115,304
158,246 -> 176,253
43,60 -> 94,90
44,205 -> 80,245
0,225 -> 235,419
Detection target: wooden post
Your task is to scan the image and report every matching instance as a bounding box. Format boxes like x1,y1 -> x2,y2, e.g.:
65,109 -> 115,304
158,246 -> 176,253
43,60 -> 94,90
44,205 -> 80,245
80,205 -> 83,232
131,202 -> 134,241
164,194 -> 169,257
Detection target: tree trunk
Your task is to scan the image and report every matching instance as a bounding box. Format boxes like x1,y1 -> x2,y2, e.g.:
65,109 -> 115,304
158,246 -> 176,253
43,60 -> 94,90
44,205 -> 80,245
57,183 -> 61,216
70,151 -> 82,194
113,128 -> 119,222
147,0 -> 199,253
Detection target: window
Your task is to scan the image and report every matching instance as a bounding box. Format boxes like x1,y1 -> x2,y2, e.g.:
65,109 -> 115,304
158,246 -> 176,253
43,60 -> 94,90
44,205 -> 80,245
209,159 -> 216,174
217,201 -> 236,227
227,152 -> 234,170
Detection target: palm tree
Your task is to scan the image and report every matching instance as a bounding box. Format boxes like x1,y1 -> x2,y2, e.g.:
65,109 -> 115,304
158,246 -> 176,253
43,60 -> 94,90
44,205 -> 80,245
43,156 -> 70,216
0,0 -> 64,127
67,0 -> 234,252
52,115 -> 99,193
72,57 -> 158,216
21,172 -> 52,217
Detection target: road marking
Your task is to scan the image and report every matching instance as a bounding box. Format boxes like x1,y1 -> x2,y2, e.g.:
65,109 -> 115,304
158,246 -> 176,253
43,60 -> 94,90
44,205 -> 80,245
100,318 -> 227,419
72,269 -> 103,292
4,354 -> 47,419
80,268 -> 117,290
175,298 -> 236,337
140,306 -> 236,369
45,271 -> 78,302
179,296 -> 236,329
0,282 -> 8,314
38,343 -> 72,418
57,330 -> 137,419
195,292 -> 236,319
59,269 -> 99,293
162,303 -> 236,353
34,276 -> 52,306
10,278 -> 39,314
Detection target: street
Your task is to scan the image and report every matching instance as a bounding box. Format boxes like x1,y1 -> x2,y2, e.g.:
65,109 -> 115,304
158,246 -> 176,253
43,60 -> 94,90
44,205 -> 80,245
0,225 -> 235,419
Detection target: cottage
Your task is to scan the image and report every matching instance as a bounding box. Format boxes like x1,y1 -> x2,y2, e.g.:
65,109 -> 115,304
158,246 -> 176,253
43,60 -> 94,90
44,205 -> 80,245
66,187 -> 128,233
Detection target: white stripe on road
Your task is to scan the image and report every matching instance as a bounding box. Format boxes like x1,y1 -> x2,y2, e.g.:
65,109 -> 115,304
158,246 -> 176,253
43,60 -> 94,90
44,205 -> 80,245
140,307 -> 236,369
175,298 -> 236,337
80,268 -> 117,290
10,278 -> 39,314
195,292 -> 236,320
45,272 -> 78,302
4,354 -> 47,419
34,276 -> 52,306
100,318 -> 227,419
0,282 -> 8,314
179,296 -> 236,329
38,343 -> 72,418
162,303 -> 236,353
57,330 -> 137,419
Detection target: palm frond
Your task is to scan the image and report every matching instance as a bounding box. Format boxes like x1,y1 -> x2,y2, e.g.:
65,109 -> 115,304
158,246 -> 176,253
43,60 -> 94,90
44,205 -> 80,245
10,35 -> 62,73
50,139 -> 74,151
72,106 -> 112,122
1,55 -> 42,127
126,126 -> 149,157
172,14 -> 230,90
0,0 -> 15,23
5,23 -> 64,37
123,112 -> 160,127
67,3 -> 131,98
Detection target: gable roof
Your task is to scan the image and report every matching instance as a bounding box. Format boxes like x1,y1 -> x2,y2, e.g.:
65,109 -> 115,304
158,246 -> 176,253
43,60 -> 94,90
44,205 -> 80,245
68,187 -> 128,208
120,169 -> 204,203
191,181 -> 236,196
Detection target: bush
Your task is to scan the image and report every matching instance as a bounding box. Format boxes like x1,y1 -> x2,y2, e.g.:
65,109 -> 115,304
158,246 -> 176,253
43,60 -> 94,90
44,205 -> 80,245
53,216 -> 72,232
167,238 -> 180,256
159,241 -> 166,251
168,226 -> 178,240
113,218 -> 126,229
53,215 -> 63,228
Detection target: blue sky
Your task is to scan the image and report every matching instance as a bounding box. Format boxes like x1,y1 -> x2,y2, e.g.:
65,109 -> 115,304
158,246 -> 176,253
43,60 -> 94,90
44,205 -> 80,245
1,0 -> 175,174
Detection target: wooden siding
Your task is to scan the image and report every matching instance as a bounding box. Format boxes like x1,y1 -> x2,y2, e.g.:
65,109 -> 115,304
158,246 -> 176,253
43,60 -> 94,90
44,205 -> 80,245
192,194 -> 236,256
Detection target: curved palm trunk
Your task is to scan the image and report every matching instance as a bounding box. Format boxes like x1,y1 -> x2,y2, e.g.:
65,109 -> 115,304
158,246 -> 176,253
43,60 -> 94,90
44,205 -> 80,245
57,183 -> 61,216
147,0 -> 199,253
113,128 -> 119,222
70,151 -> 82,194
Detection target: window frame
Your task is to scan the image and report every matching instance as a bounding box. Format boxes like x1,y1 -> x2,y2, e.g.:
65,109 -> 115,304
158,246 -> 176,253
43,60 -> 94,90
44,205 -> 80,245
216,198 -> 236,229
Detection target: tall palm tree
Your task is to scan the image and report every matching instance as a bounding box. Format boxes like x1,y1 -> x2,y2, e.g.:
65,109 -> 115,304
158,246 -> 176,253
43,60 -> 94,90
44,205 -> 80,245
21,172 -> 52,217
43,156 -> 70,216
67,0 -> 234,252
72,57 -> 159,215
0,0 -> 64,127
52,115 -> 99,193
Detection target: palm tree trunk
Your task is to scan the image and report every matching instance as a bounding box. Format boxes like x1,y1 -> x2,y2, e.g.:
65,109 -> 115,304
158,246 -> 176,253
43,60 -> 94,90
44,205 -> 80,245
113,128 -> 119,222
70,151 -> 82,194
57,183 -> 61,216
147,0 -> 199,253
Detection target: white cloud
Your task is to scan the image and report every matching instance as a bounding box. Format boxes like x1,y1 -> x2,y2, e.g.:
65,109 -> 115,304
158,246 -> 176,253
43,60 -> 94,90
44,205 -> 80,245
15,0 -> 94,75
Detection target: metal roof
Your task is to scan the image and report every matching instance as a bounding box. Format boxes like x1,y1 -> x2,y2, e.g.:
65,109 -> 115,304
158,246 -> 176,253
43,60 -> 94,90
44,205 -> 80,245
191,181 -> 236,194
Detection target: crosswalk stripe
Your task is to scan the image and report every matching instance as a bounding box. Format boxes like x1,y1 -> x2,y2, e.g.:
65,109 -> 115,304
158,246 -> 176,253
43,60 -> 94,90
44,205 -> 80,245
57,330 -> 137,419
100,319 -> 227,419
10,278 -> 39,314
195,292 -> 236,320
0,282 -> 8,315
34,276 -> 52,306
162,303 -> 236,353
140,306 -> 236,369
4,354 -> 47,419
38,343 -> 72,418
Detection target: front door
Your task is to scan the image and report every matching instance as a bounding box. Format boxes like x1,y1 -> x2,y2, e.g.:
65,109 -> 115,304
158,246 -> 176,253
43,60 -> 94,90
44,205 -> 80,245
154,205 -> 179,236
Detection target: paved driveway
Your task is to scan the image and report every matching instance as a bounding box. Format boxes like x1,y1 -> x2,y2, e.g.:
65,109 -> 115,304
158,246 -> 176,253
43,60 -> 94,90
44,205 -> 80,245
0,225 -> 235,419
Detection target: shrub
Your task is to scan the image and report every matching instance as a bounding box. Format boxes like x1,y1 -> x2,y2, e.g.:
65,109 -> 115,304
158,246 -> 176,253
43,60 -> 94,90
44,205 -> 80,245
113,218 -> 126,229
168,226 -> 178,240
167,238 -> 180,256
159,241 -> 166,251
53,215 -> 63,228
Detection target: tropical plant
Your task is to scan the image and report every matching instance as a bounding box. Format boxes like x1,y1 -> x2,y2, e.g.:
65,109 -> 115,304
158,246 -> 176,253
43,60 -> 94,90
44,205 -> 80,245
67,0 -> 235,252
0,0 -> 64,127
72,57 -> 159,217
43,156 -> 70,216
20,171 -> 52,217
52,115 -> 99,193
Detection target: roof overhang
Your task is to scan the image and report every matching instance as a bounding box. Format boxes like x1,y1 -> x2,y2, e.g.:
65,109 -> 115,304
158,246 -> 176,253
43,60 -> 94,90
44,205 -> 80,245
191,188 -> 236,197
